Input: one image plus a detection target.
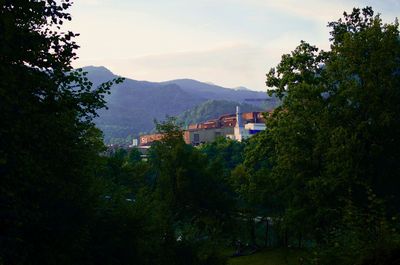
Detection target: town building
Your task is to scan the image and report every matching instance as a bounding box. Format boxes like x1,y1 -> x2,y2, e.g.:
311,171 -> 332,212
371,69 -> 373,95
139,133 -> 164,146
184,126 -> 234,145
128,139 -> 138,148
136,107 -> 269,147
184,107 -> 267,145
233,106 -> 246,141
229,106 -> 267,141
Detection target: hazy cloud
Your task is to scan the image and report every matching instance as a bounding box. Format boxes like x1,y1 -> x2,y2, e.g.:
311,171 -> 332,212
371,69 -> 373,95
70,0 -> 400,90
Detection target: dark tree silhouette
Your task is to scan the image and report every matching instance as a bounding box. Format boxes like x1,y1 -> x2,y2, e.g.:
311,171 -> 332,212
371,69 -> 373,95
0,1 -> 121,264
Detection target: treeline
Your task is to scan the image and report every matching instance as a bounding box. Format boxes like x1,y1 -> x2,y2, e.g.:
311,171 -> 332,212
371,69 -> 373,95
96,122 -> 242,265
1,1 -> 400,265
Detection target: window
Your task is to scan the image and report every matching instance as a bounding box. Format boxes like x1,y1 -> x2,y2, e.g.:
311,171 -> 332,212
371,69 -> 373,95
194,133 -> 200,142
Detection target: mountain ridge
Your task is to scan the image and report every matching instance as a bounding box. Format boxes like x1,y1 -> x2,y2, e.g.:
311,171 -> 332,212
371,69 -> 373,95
178,100 -> 264,127
81,66 -> 279,144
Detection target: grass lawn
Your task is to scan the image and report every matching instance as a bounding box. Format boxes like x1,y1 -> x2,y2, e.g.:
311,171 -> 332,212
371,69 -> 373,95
227,248 -> 307,265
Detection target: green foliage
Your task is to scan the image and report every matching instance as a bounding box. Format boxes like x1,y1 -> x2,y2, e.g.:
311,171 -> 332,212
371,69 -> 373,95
102,148 -> 149,194
150,118 -> 233,228
200,137 -> 245,175
0,1 -> 123,264
147,118 -> 234,264
314,190 -> 400,265
253,5 -> 400,262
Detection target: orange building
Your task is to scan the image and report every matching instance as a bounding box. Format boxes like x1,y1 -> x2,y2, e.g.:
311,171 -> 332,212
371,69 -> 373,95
139,133 -> 164,146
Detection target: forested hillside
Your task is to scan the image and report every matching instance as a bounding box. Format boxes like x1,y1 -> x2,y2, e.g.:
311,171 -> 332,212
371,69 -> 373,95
177,100 -> 263,127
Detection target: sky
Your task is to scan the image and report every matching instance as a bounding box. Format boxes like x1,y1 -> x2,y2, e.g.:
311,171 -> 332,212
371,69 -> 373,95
69,0 -> 400,91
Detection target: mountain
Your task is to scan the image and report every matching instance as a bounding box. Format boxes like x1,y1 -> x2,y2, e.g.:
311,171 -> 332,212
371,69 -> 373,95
178,100 -> 263,127
160,79 -> 267,102
234,86 -> 250,91
82,66 -> 279,144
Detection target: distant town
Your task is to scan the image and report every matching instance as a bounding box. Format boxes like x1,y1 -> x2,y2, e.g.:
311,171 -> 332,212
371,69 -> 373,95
119,106 -> 269,155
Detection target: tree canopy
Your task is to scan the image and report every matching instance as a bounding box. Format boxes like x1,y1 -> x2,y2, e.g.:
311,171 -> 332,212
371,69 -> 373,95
253,6 -> 400,263
0,1 -> 122,264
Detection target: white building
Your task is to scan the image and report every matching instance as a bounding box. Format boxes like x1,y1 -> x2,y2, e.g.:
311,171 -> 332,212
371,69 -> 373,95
232,106 -> 266,141
128,138 -> 138,148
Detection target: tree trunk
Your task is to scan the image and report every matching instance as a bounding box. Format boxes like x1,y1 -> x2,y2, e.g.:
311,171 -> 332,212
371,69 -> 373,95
298,233 -> 302,248
264,218 -> 269,247
284,229 -> 288,247
250,216 -> 256,246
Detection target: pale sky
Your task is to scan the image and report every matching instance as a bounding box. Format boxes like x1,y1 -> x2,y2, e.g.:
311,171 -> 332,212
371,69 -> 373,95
69,0 -> 400,91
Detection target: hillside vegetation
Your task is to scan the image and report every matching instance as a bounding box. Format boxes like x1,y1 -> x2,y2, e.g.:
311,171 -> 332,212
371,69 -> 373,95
178,100 -> 263,127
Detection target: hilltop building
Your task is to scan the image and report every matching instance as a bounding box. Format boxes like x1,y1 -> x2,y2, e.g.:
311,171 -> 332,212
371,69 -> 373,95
184,126 -> 234,145
233,106 -> 246,141
229,106 -> 266,141
184,107 -> 267,145
129,139 -> 138,148
139,133 -> 164,146
136,107 -> 268,147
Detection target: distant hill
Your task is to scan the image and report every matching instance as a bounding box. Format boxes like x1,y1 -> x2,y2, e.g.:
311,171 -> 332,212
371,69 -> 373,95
160,79 -> 267,102
178,100 -> 263,127
82,66 -> 279,144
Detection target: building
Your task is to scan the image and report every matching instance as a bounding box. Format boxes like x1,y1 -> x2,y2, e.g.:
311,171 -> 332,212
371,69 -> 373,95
229,106 -> 267,142
184,126 -> 234,145
245,123 -> 266,134
136,108 -> 268,147
233,106 -> 246,141
128,139 -> 138,148
139,133 -> 164,146
184,107 -> 267,145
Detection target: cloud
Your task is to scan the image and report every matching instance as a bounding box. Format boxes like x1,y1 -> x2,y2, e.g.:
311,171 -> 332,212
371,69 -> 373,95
75,43 -> 272,91
74,32 -> 332,91
71,0 -> 400,91
240,0 -> 398,23
79,0 -> 101,6
240,0 -> 350,23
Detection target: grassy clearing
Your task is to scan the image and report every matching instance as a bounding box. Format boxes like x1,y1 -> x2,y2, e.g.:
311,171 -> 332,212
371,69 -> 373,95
227,248 -> 307,265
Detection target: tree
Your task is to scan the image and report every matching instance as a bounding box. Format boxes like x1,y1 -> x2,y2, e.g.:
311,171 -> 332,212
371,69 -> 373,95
258,6 -> 400,254
325,7 -> 400,211
0,1 -> 122,264
147,118 -> 231,264
149,118 -> 232,230
199,137 -> 245,176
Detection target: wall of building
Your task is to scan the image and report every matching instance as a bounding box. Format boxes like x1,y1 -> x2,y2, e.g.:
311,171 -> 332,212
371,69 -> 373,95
245,123 -> 266,131
184,127 -> 234,145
